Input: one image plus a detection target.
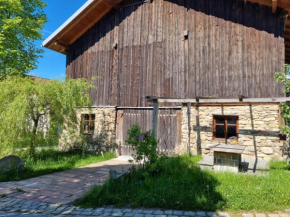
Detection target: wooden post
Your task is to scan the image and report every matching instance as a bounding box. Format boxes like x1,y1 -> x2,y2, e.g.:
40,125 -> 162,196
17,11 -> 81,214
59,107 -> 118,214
187,102 -> 191,154
152,99 -> 159,138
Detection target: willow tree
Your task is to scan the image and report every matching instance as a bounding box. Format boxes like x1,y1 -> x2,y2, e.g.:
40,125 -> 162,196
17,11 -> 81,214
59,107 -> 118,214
0,0 -> 47,79
0,76 -> 93,158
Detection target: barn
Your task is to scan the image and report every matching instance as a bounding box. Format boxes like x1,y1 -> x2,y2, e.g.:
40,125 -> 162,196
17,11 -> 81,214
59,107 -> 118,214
43,0 -> 290,168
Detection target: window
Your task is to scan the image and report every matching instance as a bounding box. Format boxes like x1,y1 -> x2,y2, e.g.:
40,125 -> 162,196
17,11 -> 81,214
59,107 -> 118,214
81,114 -> 95,134
213,115 -> 239,141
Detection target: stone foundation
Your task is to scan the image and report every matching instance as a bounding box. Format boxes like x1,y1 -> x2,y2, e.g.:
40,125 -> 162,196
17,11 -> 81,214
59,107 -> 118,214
177,104 -> 286,161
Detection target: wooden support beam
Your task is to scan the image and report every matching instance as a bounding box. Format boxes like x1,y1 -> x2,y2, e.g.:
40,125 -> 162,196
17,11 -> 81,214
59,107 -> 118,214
54,41 -> 69,50
187,102 -> 191,155
152,99 -> 159,138
147,96 -> 290,104
272,0 -> 278,13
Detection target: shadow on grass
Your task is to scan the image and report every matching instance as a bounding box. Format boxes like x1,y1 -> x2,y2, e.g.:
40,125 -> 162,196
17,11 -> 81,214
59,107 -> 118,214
75,155 -> 226,211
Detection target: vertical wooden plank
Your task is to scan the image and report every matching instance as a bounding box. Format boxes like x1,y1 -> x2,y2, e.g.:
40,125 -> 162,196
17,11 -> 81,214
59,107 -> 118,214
152,99 -> 159,138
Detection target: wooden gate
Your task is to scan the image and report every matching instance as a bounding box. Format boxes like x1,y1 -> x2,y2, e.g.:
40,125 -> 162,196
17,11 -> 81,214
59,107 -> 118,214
116,108 -> 182,156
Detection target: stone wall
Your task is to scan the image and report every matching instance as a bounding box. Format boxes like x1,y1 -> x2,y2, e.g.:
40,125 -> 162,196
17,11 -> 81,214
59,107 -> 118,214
177,104 -> 286,161
59,107 -> 117,150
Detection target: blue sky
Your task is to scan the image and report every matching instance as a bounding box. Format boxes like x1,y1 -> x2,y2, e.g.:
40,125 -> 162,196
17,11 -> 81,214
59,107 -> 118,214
29,0 -> 87,80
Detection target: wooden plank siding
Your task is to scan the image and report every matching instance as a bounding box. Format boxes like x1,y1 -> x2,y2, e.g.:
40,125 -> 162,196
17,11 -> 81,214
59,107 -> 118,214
66,0 -> 285,107
116,108 -> 180,156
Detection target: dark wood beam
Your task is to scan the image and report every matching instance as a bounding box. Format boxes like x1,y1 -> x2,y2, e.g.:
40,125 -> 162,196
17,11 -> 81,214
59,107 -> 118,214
272,0 -> 278,13
102,0 -> 119,9
285,28 -> 290,35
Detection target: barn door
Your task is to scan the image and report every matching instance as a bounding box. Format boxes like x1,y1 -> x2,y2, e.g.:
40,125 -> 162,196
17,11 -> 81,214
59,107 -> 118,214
116,108 -> 181,156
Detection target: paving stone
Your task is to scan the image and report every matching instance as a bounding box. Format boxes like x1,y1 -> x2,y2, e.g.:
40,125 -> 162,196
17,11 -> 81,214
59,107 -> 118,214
184,212 -> 196,216
268,214 -> 280,217
134,214 -> 144,217
154,210 -> 164,215
94,208 -> 104,212
82,211 -> 93,215
124,209 -> 133,213
104,208 -> 113,212
242,214 -> 254,217
124,213 -> 134,217
207,212 -> 217,217
165,210 -> 173,215
174,210 -> 184,215
92,211 -> 103,216
197,212 -> 206,216
143,210 -> 153,214
255,214 -> 266,217
217,212 -> 231,217
112,212 -> 124,216
144,214 -> 154,217
134,209 -> 144,213
279,214 -> 290,217
51,209 -> 63,214
168,215 -> 178,217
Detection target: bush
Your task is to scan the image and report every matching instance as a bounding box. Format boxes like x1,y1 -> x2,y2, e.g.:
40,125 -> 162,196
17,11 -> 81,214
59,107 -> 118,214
126,125 -> 160,171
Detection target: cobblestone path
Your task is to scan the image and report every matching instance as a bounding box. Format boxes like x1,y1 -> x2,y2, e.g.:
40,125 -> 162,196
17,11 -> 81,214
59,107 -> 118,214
0,196 -> 289,217
0,157 -> 132,204
0,157 -> 289,217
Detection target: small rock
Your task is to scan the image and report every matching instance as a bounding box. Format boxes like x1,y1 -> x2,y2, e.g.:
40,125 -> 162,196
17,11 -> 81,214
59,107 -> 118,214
0,155 -> 24,173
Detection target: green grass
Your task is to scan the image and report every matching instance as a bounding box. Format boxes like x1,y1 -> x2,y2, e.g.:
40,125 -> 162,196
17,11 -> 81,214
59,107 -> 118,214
0,149 -> 116,182
75,155 -> 290,212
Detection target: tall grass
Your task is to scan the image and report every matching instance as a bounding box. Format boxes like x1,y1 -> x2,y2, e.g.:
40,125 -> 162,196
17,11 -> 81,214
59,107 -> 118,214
75,155 -> 290,212
0,150 -> 116,182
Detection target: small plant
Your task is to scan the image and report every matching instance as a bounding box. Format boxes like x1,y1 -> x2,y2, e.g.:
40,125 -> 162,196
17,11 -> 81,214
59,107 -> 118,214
15,188 -> 25,193
0,194 -> 7,198
126,125 -> 159,170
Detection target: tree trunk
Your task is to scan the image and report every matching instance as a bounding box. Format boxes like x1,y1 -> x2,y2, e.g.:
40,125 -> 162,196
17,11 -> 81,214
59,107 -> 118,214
29,116 -> 39,159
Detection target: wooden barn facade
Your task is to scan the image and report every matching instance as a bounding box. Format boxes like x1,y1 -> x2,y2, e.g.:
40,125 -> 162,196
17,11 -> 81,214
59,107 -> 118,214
44,0 -> 290,163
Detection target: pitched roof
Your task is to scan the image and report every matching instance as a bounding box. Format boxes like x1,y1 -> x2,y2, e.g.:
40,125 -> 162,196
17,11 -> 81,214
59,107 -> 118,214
42,0 -> 122,54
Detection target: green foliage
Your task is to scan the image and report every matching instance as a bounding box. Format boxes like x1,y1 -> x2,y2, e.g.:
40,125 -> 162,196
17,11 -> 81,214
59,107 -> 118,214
76,155 -> 290,212
0,0 -> 47,78
126,125 -> 159,170
0,149 -> 116,182
275,64 -> 290,135
0,76 -> 93,158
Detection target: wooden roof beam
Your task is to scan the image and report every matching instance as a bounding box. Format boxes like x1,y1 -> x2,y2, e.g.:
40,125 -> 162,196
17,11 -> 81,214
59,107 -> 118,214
54,41 -> 70,50
102,0 -> 119,9
272,0 -> 278,13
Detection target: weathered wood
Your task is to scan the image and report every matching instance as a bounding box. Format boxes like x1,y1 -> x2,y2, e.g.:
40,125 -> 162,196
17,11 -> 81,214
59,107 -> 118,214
147,97 -> 289,104
152,99 -> 159,138
66,0 -> 285,107
117,108 -> 180,155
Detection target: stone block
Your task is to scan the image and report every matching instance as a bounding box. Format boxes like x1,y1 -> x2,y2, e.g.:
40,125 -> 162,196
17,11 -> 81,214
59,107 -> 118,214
261,147 -> 273,155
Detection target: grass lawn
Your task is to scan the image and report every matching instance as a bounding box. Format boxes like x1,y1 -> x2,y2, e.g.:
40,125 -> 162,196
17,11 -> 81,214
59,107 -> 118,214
0,150 -> 116,182
75,155 -> 290,212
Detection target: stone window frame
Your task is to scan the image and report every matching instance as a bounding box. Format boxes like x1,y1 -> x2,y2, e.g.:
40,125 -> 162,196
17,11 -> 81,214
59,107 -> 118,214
81,114 -> 95,135
212,115 -> 239,142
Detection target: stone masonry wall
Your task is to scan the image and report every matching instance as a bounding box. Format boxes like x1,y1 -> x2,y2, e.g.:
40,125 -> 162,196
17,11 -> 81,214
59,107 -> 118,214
177,104 -> 286,161
59,107 -> 116,150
